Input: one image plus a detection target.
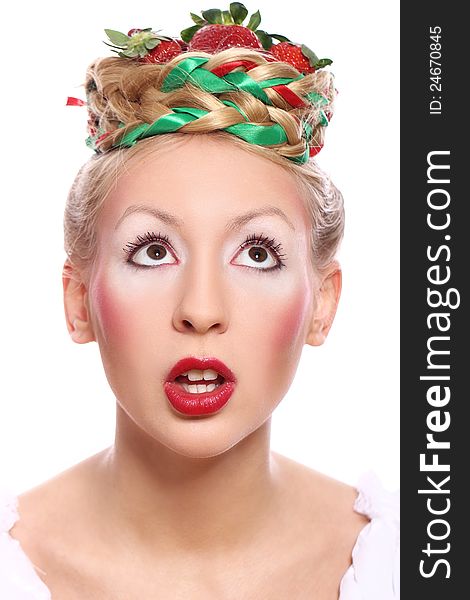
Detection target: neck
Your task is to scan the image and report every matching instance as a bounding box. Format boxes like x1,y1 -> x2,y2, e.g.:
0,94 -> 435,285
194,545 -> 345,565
95,405 -> 282,557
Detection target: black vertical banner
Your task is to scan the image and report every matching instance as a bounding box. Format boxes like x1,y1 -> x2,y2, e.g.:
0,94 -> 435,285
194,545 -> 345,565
401,3 -> 466,598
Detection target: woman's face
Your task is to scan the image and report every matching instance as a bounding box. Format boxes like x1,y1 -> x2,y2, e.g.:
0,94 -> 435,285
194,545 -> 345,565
85,135 -> 320,457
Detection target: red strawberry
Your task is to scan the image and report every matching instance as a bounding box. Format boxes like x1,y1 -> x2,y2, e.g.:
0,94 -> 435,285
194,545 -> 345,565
181,4 -> 267,52
176,38 -> 189,51
271,42 -> 332,75
104,28 -> 182,63
189,24 -> 262,52
141,40 -> 182,63
271,43 -> 314,74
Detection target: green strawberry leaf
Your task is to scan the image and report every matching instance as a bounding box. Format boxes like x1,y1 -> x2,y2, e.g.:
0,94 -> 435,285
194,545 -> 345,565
314,58 -> 333,68
122,49 -> 140,58
103,42 -> 123,50
104,29 -> 131,47
269,33 -> 291,43
255,29 -> 273,50
145,38 -> 160,50
247,9 -> 261,30
180,24 -> 202,42
230,2 -> 248,24
190,12 -> 206,25
201,9 -> 223,24
222,10 -> 235,24
301,44 -> 319,65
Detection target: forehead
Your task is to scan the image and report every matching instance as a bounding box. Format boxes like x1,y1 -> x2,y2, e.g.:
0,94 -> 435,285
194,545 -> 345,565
99,135 -> 310,231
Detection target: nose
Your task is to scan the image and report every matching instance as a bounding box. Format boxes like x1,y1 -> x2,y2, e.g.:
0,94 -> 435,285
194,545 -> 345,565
172,252 -> 229,335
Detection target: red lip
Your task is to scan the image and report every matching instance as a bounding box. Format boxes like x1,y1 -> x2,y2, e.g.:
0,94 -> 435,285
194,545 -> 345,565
166,357 -> 236,383
164,356 -> 237,416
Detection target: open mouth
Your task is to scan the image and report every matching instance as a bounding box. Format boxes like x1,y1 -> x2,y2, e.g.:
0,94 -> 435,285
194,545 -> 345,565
174,369 -> 226,394
164,357 -> 236,415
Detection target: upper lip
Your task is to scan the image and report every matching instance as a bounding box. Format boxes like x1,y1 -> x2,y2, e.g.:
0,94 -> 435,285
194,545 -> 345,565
166,357 -> 236,383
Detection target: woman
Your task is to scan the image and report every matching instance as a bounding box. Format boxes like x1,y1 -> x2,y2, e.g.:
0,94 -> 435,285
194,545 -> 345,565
0,6 -> 399,598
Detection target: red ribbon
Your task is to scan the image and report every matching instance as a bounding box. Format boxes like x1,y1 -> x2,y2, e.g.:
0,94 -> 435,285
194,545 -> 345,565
95,131 -> 112,145
309,144 -> 324,157
210,60 -> 258,77
271,85 -> 307,108
66,96 -> 87,106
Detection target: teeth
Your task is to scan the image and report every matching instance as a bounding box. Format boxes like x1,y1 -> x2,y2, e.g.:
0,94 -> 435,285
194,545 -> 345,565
181,383 -> 218,394
181,369 -> 219,381
187,370 -> 203,381
203,369 -> 219,381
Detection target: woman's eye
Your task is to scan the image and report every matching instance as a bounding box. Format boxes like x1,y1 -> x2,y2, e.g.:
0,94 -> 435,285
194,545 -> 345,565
233,245 -> 279,269
128,242 -> 176,267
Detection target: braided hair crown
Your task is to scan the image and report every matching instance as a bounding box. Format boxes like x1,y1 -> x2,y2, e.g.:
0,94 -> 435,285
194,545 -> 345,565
83,41 -> 335,164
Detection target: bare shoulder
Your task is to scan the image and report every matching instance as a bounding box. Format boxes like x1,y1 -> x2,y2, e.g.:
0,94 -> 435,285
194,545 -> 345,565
9,449 -> 109,573
14,448 -> 107,517
266,452 -> 371,597
271,451 -> 370,544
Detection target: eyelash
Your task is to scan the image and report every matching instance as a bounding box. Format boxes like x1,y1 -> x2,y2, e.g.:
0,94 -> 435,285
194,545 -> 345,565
238,233 -> 287,271
123,231 -> 287,271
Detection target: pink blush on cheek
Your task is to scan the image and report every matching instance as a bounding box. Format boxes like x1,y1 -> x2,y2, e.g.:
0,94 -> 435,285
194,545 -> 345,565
90,276 -> 132,344
270,288 -> 312,354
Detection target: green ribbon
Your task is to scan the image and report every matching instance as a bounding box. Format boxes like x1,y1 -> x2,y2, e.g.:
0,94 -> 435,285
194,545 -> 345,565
305,91 -> 329,106
318,110 -> 329,127
161,57 -> 305,107
94,57 -> 330,163
221,99 -> 249,121
115,105 -> 289,149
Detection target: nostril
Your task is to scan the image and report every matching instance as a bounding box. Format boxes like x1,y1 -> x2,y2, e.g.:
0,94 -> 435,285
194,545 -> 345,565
181,318 -> 223,332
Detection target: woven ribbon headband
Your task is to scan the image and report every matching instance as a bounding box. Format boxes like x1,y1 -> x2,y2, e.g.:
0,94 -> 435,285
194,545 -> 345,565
69,55 -> 330,164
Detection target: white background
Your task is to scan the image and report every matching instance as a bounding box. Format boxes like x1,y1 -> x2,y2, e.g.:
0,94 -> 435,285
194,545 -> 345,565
0,0 -> 399,493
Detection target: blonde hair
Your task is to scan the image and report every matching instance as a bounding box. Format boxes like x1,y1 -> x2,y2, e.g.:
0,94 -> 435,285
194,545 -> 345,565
64,47 -> 344,277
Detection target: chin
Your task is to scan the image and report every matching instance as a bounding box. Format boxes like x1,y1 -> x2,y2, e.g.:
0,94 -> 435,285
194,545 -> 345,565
145,412 -> 266,460
156,436 -> 243,460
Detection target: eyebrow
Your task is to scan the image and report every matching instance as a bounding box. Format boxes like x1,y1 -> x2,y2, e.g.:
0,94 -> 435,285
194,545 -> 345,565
115,205 -> 183,230
114,204 -> 295,232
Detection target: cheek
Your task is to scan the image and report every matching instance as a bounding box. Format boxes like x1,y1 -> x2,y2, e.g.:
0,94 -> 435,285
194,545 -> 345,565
275,292 -> 310,347
90,275 -> 129,345
89,270 -> 162,348
244,281 -> 312,402
267,283 -> 312,366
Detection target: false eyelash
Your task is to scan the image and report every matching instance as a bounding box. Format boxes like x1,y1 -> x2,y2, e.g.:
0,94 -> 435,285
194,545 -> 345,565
123,231 -> 172,258
239,233 -> 287,270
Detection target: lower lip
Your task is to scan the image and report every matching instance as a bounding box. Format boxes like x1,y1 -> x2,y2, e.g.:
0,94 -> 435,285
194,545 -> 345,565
163,381 -> 236,416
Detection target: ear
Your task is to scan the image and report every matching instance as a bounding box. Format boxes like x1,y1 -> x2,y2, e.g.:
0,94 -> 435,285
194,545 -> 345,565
62,259 -> 96,344
305,262 -> 342,347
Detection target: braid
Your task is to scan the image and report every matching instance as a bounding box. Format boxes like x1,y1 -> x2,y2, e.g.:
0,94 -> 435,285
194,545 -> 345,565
83,47 -> 335,163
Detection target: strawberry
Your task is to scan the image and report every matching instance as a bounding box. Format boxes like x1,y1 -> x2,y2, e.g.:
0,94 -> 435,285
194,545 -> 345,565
103,6 -> 333,73
271,42 -> 332,75
104,28 -> 182,63
141,40 -> 182,64
176,38 -> 189,51
181,3 -> 267,52
189,24 -> 262,52
180,3 -> 332,73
